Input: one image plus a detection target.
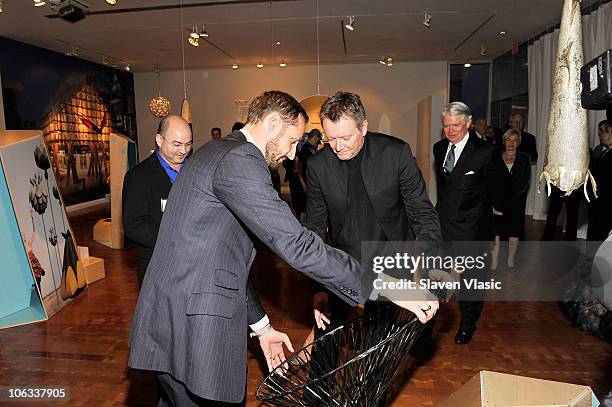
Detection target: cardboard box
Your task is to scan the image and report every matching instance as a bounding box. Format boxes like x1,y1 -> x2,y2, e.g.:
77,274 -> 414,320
93,218 -> 113,248
439,371 -> 600,407
82,256 -> 105,284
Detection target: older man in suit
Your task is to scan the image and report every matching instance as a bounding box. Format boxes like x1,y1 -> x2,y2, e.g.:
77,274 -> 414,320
434,102 -> 507,344
122,115 -> 192,287
128,91 -> 438,406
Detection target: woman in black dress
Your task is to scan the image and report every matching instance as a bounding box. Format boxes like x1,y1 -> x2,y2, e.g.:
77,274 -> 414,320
491,129 -> 531,269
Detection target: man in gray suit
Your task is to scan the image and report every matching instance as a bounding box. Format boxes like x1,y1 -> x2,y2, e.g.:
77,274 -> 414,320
128,91 -> 438,406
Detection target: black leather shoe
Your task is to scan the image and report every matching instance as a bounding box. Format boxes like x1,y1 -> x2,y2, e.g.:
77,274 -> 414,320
454,328 -> 475,344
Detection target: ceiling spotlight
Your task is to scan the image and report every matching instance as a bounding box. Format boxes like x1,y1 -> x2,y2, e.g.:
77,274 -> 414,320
232,63 -> 238,70
480,45 -> 487,57
200,25 -> 209,37
345,16 -> 355,31
33,0 -> 46,6
125,64 -> 130,71
423,11 -> 432,28
190,25 -> 200,39
275,41 -> 281,45
279,60 -> 287,68
386,57 -> 393,67
499,30 -> 507,35
257,62 -> 263,68
188,37 -> 200,47
0,0 -> 4,13
379,57 -> 387,65
464,62 -> 472,68
105,0 -> 117,4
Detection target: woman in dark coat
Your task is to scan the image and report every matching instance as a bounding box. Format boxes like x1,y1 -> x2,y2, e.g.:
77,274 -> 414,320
491,128 -> 531,269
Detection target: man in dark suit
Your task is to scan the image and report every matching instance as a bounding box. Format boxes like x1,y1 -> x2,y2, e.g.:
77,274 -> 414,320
434,102 -> 507,345
122,115 -> 192,287
304,91 -> 442,336
509,112 -> 538,165
128,91 -> 438,406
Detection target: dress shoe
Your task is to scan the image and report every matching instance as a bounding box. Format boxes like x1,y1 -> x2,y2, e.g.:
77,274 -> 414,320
454,328 -> 475,344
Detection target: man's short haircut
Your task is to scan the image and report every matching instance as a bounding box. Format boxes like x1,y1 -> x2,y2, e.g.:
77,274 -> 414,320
598,119 -> 609,130
231,122 -> 245,132
211,127 -> 221,134
246,90 -> 308,126
319,91 -> 366,129
309,128 -> 322,139
441,102 -> 472,124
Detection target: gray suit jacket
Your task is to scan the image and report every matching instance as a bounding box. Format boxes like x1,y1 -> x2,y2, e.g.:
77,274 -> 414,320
128,131 -> 366,403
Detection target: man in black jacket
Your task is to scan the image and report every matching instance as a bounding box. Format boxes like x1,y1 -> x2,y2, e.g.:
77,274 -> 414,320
434,102 -> 508,344
122,115 -> 192,286
305,91 -> 441,335
509,112 -> 538,165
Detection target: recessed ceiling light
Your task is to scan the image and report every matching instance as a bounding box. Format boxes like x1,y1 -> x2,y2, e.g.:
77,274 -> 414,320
386,57 -> 393,67
379,57 -> 386,65
499,31 -> 507,35
125,64 -> 130,71
257,62 -> 263,68
279,60 -> 287,67
275,41 -> 281,45
232,63 -> 238,70
105,0 -> 117,5
33,0 -> 45,6
464,62 -> 472,68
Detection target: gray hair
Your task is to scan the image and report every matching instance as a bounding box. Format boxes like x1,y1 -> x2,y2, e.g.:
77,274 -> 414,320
502,128 -> 522,146
441,102 -> 472,124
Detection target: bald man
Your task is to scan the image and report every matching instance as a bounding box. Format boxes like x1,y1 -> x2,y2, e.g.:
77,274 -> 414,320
122,115 -> 193,286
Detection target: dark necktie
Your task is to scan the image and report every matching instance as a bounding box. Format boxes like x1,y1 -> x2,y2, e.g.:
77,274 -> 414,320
444,144 -> 456,173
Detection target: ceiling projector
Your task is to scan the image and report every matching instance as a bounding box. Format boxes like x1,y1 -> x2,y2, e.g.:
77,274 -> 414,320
50,0 -> 89,23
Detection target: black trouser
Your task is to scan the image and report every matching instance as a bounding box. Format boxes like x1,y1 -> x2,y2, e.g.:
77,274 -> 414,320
156,372 -> 245,407
542,186 -> 581,241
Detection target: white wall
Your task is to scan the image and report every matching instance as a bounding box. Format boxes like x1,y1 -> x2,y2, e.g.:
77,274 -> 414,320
0,71 -> 6,131
134,61 -> 448,161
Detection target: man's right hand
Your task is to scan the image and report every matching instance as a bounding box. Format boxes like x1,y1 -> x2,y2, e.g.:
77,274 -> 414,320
313,291 -> 331,330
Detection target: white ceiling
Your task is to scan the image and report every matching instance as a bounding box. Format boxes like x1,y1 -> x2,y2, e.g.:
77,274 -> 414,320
0,0 -> 577,72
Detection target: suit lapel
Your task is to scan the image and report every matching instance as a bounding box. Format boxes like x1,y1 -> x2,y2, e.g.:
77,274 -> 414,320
451,134 -> 475,177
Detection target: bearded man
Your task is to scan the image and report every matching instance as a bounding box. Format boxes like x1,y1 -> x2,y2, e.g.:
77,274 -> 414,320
128,90 -> 439,406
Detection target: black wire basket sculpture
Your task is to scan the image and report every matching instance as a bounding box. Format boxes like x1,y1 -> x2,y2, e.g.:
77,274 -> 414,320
256,289 -> 445,406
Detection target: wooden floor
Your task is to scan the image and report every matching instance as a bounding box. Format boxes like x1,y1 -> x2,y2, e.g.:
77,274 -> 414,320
0,205 -> 610,406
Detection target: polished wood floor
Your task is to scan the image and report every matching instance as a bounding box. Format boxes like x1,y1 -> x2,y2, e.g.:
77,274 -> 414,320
0,205 -> 610,406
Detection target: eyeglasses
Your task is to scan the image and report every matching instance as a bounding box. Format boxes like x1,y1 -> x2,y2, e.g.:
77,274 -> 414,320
161,135 -> 193,150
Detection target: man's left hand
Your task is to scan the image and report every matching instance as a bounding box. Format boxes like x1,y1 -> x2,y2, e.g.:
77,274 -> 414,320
258,327 -> 295,372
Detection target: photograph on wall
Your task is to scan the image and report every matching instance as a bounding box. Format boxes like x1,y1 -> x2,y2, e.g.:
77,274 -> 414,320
0,37 -> 137,205
0,133 -> 87,317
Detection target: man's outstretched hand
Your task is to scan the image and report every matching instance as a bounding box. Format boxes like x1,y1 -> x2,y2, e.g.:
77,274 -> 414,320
257,326 -> 295,372
391,299 -> 439,323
